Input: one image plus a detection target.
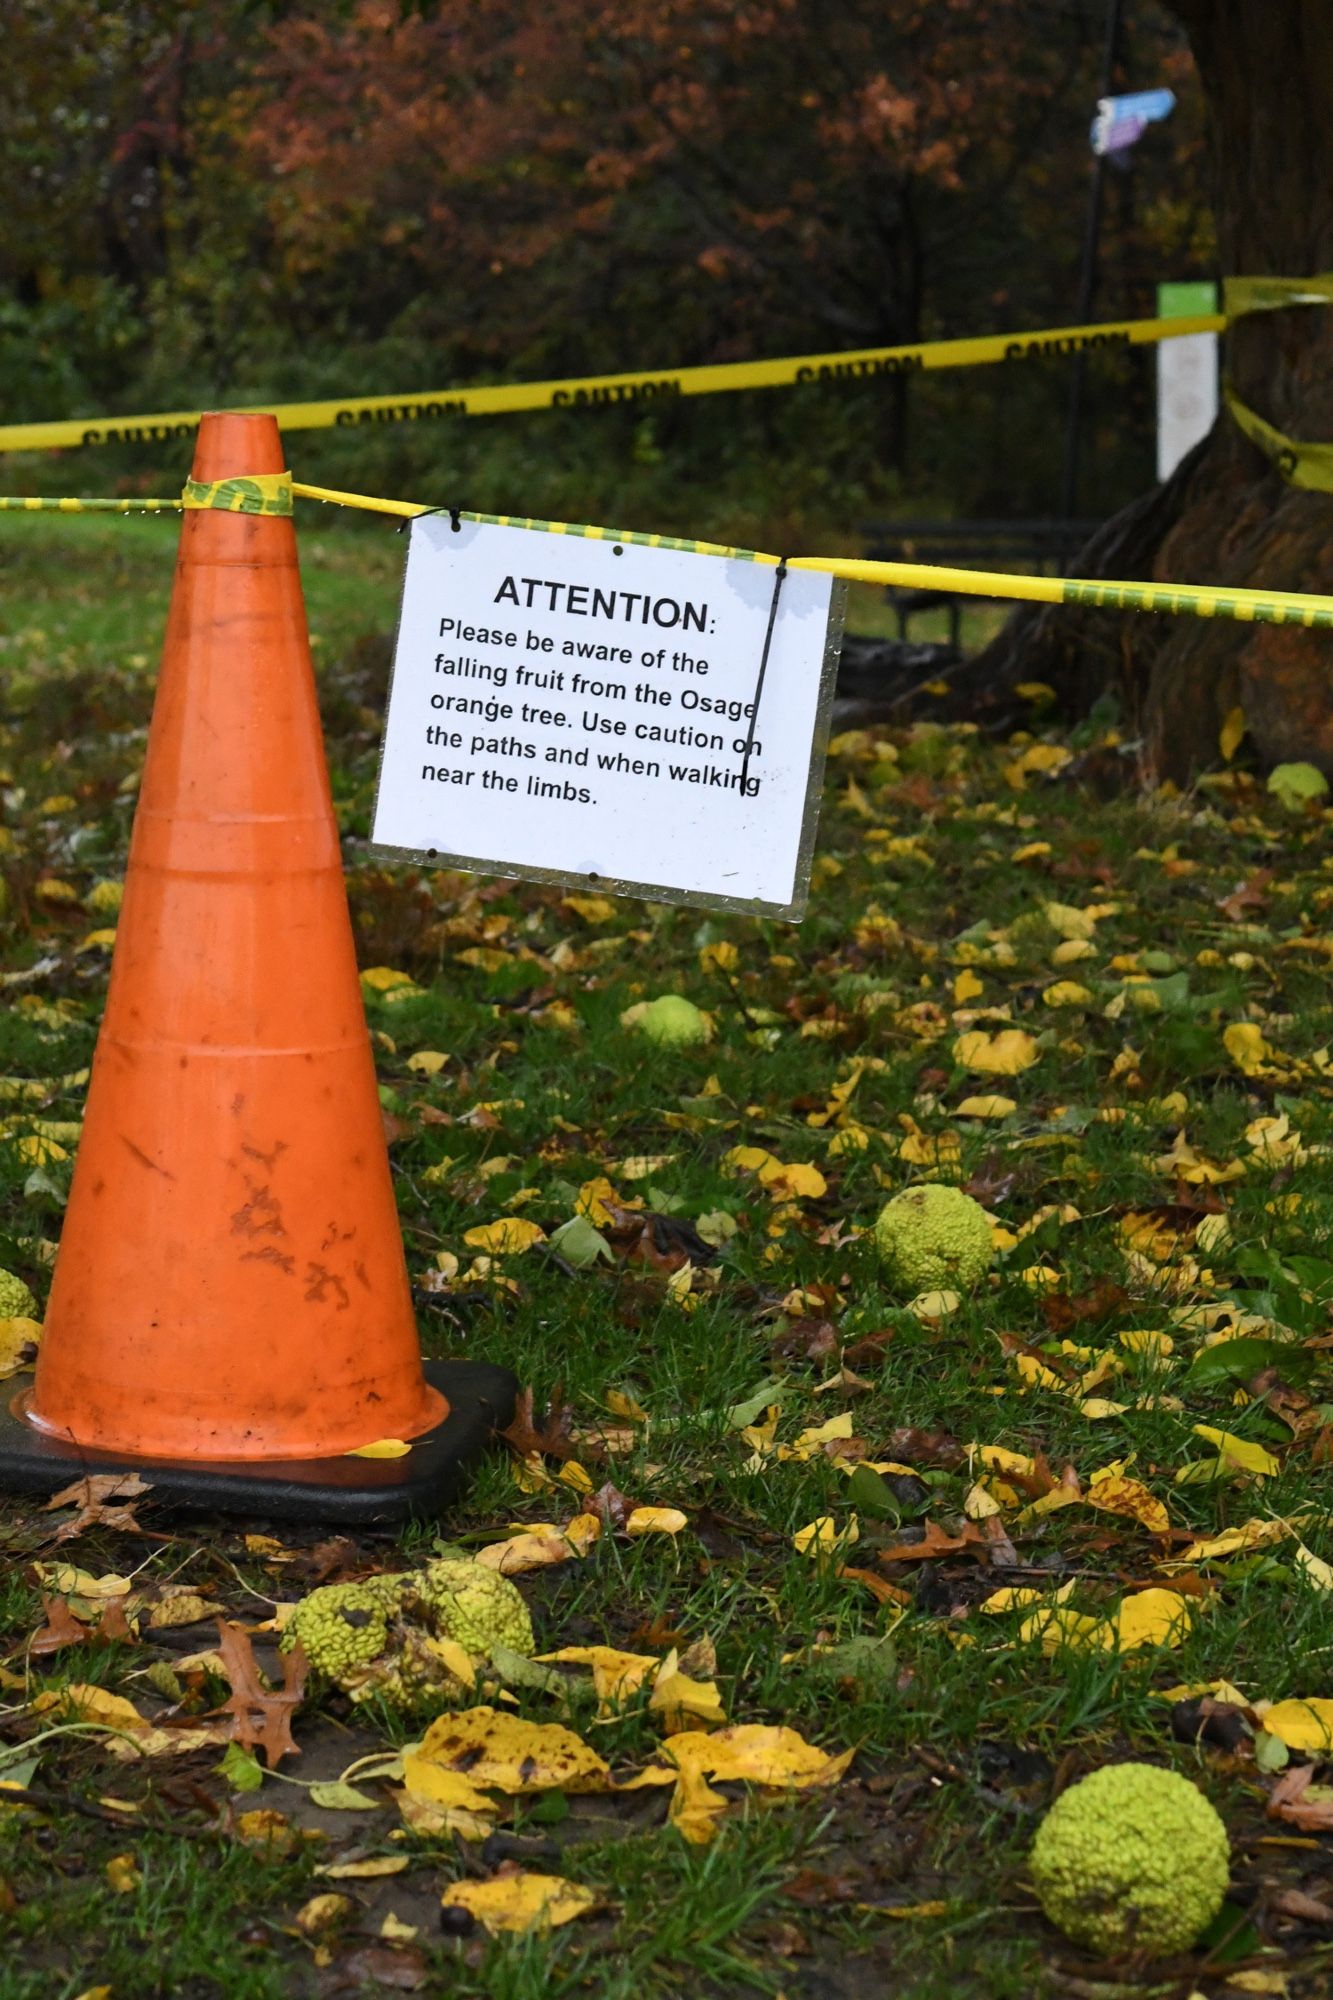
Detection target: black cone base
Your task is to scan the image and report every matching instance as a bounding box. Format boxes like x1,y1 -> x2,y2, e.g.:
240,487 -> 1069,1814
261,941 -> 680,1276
0,1360 -> 517,1526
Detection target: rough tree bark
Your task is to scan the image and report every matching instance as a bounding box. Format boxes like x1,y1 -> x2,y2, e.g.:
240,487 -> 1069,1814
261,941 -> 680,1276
964,0 -> 1333,780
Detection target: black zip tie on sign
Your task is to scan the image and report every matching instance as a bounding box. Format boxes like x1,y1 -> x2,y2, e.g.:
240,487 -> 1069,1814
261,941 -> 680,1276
397,504 -> 463,534
739,557 -> 787,797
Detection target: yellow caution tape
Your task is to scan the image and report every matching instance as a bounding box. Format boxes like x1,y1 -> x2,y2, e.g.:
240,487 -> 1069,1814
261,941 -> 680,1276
1224,273 -> 1333,317
289,482 -> 761,557
0,494 -> 182,513
8,473 -> 1333,631
1222,384 -> 1333,494
0,312 -> 1225,455
0,474 -> 294,516
181,472 -> 293,515
293,486 -> 1333,630
1217,274 -> 1333,489
788,553 -> 1333,631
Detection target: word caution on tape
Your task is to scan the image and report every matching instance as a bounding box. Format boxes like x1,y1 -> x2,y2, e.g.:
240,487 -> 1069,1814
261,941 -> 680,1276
371,518 -> 845,918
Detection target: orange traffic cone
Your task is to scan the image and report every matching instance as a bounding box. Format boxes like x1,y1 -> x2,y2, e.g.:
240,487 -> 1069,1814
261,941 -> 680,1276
1,413 -> 514,1519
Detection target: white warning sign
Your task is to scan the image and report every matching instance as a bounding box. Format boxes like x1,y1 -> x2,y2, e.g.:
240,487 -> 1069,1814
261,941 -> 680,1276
370,519 -> 843,917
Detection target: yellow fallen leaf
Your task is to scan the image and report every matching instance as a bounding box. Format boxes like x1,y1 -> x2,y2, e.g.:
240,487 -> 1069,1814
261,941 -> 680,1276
576,1175 -> 637,1226
1153,1679 -> 1250,1707
782,1412 -> 855,1461
1223,1022 -> 1283,1078
315,1856 -> 410,1880
1118,1328 -> 1174,1361
33,1566 -> 132,1602
412,1708 -> 611,1796
406,1050 -> 449,1076
952,1029 -> 1039,1075
907,1290 -> 960,1321
699,940 -> 739,975
1005,741 -> 1072,787
400,1757 -> 497,1817
0,1317 -> 41,1378
1163,1517 -> 1291,1567
1294,1542 -> 1333,1592
232,1809 -> 296,1851
722,1146 -> 826,1201
147,1593 -> 217,1630
360,967 -> 416,994
1014,1352 -> 1067,1392
1018,1608 -> 1108,1655
1260,1699 -> 1333,1754
618,1154 -> 676,1181
563,1512 -> 602,1555
11,1135 -> 68,1164
979,1585 -> 1049,1613
1044,901 -> 1098,941
1113,1589 -> 1195,1651
537,1646 -> 659,1712
379,1913 -> 419,1942
562,894 -> 618,925
1085,1473 -> 1170,1537
793,1515 -> 858,1557
898,1125 -> 961,1170
650,1650 -> 727,1731
1192,1426 -> 1280,1478
974,1445 -> 1035,1477
462,1217 -> 546,1256
105,1852 -> 141,1894
475,1530 -> 583,1576
442,1871 -> 596,1935
665,1725 -> 854,1842
956,1094 -> 1016,1119
1219,705 -> 1246,762
295,1893 -> 356,1934
764,1159 -> 827,1199
1153,1132 -> 1245,1185
345,1438 -> 411,1460
625,1507 -> 687,1537
1043,982 -> 1094,1008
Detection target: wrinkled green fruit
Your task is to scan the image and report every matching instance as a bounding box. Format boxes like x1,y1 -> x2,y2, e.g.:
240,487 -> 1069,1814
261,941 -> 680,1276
0,1269 -> 39,1321
637,995 -> 711,1047
1030,1763 -> 1229,1958
279,1583 -> 392,1680
872,1183 -> 992,1293
412,1559 -> 534,1656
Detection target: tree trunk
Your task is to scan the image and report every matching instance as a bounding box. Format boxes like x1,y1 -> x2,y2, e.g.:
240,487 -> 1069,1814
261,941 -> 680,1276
965,0 -> 1333,780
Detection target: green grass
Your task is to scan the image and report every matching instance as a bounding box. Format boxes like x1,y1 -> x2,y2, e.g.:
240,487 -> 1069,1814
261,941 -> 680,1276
1,516 -> 1332,1998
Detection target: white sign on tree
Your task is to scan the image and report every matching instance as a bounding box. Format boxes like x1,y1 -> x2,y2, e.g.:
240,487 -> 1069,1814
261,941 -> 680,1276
371,518 -> 843,917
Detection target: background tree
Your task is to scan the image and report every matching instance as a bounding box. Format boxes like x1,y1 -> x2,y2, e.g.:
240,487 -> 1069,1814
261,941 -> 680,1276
972,0 -> 1333,777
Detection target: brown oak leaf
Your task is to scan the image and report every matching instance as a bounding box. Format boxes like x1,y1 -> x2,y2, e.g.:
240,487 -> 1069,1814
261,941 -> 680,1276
28,1594 -> 95,1657
214,1619 -> 306,1767
43,1472 -> 151,1543
499,1384 -> 584,1463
